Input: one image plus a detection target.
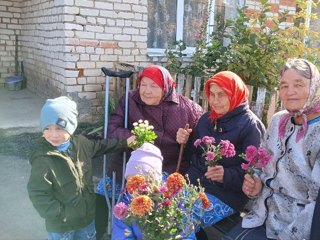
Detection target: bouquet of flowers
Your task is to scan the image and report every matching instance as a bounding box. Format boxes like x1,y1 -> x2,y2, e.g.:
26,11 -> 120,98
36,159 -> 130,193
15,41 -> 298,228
240,145 -> 272,176
113,172 -> 210,240
129,119 -> 157,149
193,136 -> 236,166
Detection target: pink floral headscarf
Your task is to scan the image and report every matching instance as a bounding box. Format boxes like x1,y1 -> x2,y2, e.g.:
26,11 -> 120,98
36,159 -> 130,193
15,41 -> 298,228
279,58 -> 320,142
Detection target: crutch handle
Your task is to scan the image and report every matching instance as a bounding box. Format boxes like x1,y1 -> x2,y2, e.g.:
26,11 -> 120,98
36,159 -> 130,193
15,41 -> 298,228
101,67 -> 134,78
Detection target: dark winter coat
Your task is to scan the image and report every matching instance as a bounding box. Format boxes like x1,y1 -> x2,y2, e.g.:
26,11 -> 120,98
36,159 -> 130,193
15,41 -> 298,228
188,102 -> 265,211
107,89 -> 203,182
27,135 -> 127,232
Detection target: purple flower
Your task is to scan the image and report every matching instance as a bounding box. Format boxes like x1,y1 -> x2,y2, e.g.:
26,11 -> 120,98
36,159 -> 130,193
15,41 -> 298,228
202,136 -> 215,145
164,198 -> 171,207
193,139 -> 202,148
114,202 -> 128,219
205,151 -> 216,161
220,140 -> 236,157
244,145 -> 258,163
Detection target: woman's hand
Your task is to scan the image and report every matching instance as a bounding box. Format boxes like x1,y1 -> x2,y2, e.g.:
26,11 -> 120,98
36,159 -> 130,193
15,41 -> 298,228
242,174 -> 262,197
176,127 -> 192,144
205,165 -> 224,183
127,135 -> 135,147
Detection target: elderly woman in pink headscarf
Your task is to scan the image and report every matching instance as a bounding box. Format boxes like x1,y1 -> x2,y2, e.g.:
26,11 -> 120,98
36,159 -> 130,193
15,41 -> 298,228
224,58 -> 320,240
95,65 -> 203,239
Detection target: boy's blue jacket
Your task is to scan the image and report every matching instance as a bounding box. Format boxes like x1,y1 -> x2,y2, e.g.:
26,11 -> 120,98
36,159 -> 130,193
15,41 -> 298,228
27,135 -> 127,233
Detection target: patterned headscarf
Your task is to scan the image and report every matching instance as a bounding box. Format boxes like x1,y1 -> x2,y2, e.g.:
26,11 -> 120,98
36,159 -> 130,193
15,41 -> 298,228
138,65 -> 176,98
204,71 -> 249,120
279,58 -> 320,142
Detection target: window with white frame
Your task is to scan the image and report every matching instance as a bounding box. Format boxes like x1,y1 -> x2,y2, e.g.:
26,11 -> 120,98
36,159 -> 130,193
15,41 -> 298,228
147,0 -> 215,57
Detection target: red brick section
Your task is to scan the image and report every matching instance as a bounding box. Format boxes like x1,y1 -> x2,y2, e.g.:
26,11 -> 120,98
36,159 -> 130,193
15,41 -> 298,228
79,40 -> 99,47
280,0 -> 296,8
100,41 -> 118,48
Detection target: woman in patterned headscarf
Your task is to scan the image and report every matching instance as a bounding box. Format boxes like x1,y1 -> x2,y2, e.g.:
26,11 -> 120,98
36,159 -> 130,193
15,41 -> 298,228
224,58 -> 320,240
185,71 -> 265,239
95,65 -> 203,239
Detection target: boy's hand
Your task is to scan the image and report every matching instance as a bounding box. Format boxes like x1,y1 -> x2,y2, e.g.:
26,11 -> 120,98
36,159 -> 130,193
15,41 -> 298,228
127,135 -> 135,147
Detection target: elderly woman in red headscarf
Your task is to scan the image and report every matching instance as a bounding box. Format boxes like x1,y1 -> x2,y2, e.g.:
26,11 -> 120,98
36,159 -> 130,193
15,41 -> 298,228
183,71 -> 265,239
95,65 -> 203,239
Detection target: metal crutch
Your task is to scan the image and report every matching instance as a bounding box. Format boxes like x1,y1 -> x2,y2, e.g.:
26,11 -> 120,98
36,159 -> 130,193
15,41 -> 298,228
101,67 -> 133,237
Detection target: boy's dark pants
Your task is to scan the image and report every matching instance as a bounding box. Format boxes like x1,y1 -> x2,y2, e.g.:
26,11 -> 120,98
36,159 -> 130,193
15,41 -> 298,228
95,194 -> 108,240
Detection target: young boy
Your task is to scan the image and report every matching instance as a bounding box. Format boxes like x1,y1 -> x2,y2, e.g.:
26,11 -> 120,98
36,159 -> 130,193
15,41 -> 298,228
27,96 -> 132,240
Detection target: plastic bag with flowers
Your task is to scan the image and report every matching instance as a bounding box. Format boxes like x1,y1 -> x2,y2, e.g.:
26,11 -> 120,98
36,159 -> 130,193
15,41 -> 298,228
129,120 -> 157,150
113,172 -> 210,240
240,145 -> 272,176
193,136 -> 236,167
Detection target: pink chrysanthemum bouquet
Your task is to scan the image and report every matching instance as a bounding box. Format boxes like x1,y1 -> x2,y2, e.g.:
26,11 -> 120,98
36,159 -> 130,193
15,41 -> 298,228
193,136 -> 236,167
240,145 -> 272,176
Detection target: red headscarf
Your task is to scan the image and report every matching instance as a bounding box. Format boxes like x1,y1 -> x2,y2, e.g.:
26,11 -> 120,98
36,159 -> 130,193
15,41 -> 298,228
204,71 -> 249,120
137,65 -> 176,97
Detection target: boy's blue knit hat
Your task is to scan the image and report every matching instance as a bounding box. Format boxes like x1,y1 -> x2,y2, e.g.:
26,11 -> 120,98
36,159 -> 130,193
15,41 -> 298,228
40,96 -> 78,134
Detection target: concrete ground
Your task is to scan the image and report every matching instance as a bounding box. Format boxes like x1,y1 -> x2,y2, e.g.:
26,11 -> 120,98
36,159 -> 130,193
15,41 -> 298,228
0,87 -> 46,240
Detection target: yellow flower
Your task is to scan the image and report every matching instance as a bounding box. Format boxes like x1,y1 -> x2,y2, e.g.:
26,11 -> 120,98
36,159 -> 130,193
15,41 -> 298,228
130,195 -> 154,216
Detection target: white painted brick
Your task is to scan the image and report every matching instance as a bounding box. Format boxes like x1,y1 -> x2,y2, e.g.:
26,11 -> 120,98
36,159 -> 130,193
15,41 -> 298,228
77,61 -> 95,68
75,15 -> 87,24
132,35 -> 147,42
132,5 -> 147,13
77,77 -> 87,84
123,49 -> 131,55
80,54 -> 90,60
80,8 -> 99,16
87,77 -> 97,84
95,1 -> 113,10
65,30 -> 75,37
96,33 -> 113,40
0,1 -> 13,6
100,10 -> 117,18
86,46 -> 95,53
106,19 -> 115,26
116,19 -> 125,26
76,46 -> 86,53
86,25 -> 104,32
95,48 -> 105,54
65,77 -> 77,85
90,55 -> 99,61
87,17 -> 97,24
75,31 -> 95,39
114,34 -> 131,41
84,69 -> 101,77
84,84 -> 102,91
123,27 -> 139,34
75,0 -> 94,7
65,85 -> 83,92
119,55 -> 134,62
0,11 -> 13,18
132,20 -> 147,28
104,27 -> 122,34
101,54 -> 118,62
114,49 -> 122,55
140,28 -> 147,35
65,53 -> 80,61
65,23 -> 84,30
125,0 -> 139,3
8,7 -> 21,13
135,55 -> 148,62
114,3 -> 131,11
134,13 -> 143,20
64,7 -> 80,14
118,41 -> 135,48
118,12 -> 135,19
97,18 -> 107,25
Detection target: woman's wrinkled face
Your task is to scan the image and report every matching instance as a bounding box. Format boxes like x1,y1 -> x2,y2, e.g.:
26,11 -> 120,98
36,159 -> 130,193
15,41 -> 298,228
139,77 -> 163,105
279,68 -> 310,112
209,83 -> 230,115
43,125 -> 70,146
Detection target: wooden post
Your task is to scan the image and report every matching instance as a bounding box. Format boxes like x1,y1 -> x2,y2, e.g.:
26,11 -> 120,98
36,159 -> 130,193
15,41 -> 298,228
193,76 -> 201,104
255,87 -> 266,119
184,75 -> 193,99
176,74 -> 185,95
266,90 -> 279,127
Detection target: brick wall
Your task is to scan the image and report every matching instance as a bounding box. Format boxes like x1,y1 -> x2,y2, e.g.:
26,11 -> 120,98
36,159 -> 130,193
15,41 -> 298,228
0,0 -> 298,122
19,0 -> 149,122
0,0 -> 22,86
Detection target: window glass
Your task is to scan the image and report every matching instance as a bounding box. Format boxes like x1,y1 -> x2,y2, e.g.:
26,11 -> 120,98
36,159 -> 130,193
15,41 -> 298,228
147,0 -> 177,49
